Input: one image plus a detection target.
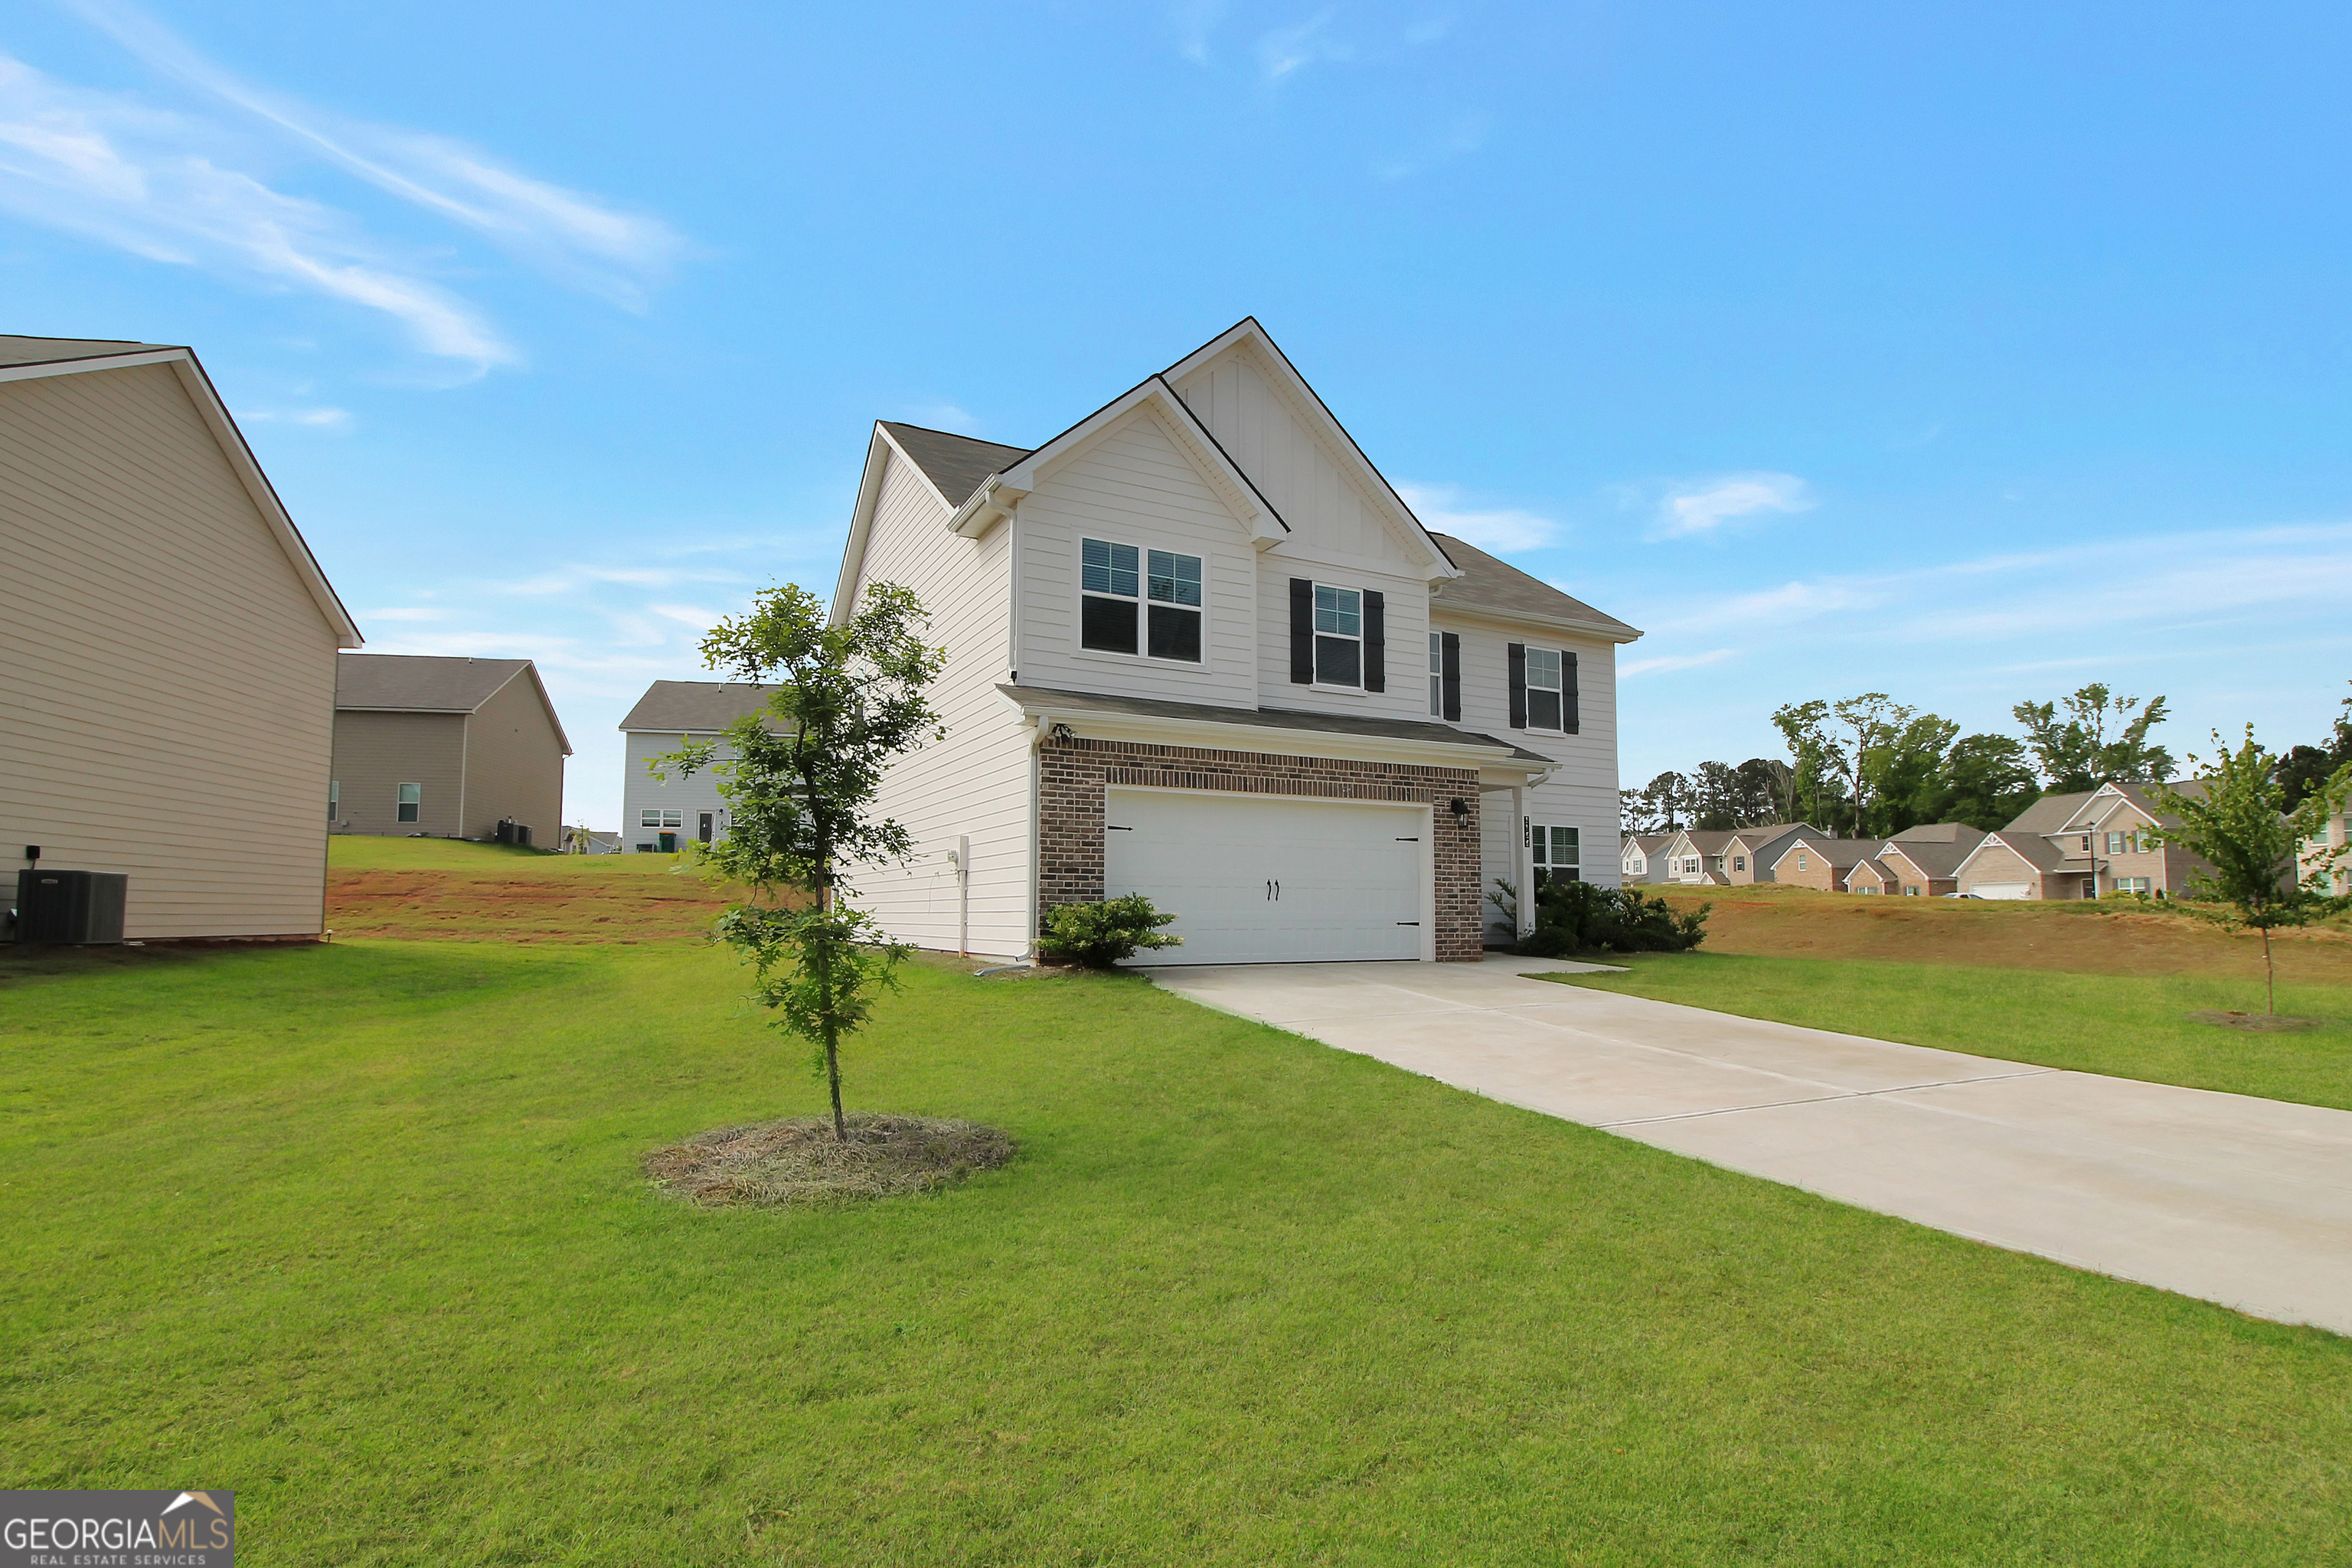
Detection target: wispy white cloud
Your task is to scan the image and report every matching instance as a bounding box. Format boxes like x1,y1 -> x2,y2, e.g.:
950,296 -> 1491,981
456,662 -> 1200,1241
1654,471 -> 1815,538
65,0 -> 686,309
238,405 -> 350,428
361,606 -> 448,622
496,564 -> 750,596
1374,112 -> 1490,181
1171,0 -> 1228,63
1622,648 -> 1736,678
1403,14 -> 1456,45
1397,479 -> 1557,553
0,54 -> 513,368
1257,10 -> 1350,80
647,603 -> 725,629
900,401 -> 977,432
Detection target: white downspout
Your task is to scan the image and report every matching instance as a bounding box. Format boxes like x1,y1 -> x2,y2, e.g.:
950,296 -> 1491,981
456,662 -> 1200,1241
954,833 -> 970,957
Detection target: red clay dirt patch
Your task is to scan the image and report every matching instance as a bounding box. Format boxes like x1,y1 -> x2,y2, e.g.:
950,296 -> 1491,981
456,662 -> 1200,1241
1651,884 -> 2352,984
328,867 -> 744,942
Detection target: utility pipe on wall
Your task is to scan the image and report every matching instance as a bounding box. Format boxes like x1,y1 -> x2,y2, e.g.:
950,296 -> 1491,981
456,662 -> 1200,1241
953,833 -> 971,957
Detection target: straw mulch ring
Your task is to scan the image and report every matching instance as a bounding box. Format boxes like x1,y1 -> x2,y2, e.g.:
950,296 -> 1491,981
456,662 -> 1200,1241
644,1112 -> 1013,1208
2185,1010 -> 2319,1033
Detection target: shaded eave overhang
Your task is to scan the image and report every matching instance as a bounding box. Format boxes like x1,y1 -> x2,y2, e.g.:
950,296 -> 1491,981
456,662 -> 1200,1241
1431,599 -> 1645,648
2,346 -> 364,648
995,685 -> 1553,783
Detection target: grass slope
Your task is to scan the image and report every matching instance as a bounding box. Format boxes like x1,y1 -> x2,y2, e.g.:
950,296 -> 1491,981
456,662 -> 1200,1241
2,939 -> 2348,1564
1545,952 -> 2352,1110
325,836 -> 741,942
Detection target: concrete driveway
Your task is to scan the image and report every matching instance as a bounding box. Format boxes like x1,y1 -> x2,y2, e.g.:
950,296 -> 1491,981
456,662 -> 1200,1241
1146,959 -> 2352,1337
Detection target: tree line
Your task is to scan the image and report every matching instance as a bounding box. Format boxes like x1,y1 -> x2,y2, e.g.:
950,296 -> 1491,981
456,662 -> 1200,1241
1622,682 -> 2175,837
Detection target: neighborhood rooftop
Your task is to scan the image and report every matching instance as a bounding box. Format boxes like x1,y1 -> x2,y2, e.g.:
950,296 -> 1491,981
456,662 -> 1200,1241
877,423 -> 1034,508
1000,683 -> 1559,763
335,652 -> 537,714
1427,534 -> 1640,637
0,333 -> 178,368
618,679 -> 778,733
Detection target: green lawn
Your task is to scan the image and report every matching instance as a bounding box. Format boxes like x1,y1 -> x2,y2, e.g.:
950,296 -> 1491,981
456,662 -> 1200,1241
4,939 -> 2349,1564
1544,952 -> 2352,1111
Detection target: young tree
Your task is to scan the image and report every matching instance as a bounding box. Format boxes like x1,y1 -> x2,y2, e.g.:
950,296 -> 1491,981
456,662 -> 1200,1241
661,582 -> 946,1140
2014,683 -> 2174,791
2145,728 -> 2352,1014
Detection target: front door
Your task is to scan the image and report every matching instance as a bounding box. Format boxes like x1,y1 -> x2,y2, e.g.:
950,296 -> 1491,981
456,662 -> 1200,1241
698,812 -> 715,844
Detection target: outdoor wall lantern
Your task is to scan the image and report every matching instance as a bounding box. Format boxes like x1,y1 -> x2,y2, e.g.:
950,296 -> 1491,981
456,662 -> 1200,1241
1448,798 -> 1469,819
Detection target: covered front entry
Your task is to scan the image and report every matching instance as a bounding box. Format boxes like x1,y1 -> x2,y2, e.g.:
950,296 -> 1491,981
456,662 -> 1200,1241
1103,787 -> 1431,965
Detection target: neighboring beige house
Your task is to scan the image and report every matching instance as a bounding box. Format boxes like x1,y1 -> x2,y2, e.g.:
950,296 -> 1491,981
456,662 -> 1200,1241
1655,828 -> 1740,884
332,655 -> 570,842
1622,833 -> 1671,884
1870,822 -> 1990,897
1769,836 -> 1886,892
2301,810 -> 2350,897
1953,785 -> 2206,899
2,333 -> 361,939
1844,858 -> 1899,894
1723,823 -> 1825,884
617,680 -> 777,853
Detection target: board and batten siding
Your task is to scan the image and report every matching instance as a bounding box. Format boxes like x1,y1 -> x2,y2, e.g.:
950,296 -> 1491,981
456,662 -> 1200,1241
1172,346 -> 1421,568
838,446 -> 1034,959
1013,406 -> 1259,709
1,363 -> 341,938
459,673 -> 566,841
331,712 -> 466,838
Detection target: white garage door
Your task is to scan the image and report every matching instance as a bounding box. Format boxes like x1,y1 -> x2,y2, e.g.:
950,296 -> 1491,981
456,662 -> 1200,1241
1972,883 -> 2030,900
1103,789 -> 1429,965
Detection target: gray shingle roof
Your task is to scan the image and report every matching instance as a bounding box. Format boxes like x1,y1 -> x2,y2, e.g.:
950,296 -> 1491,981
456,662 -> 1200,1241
2003,790 -> 2097,835
1889,821 -> 1988,844
618,680 -> 779,733
999,683 -> 1555,763
337,653 -> 531,714
1772,835 -> 1886,871
880,422 -> 1032,508
1878,833 -> 1985,877
0,334 -> 176,368
1426,534 -> 1641,638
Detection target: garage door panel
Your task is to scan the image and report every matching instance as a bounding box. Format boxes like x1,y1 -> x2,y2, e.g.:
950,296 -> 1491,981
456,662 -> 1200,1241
1104,789 -> 1428,965
1972,883 -> 2030,900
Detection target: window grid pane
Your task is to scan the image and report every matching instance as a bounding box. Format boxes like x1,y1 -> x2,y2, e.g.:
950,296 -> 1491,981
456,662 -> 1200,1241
1313,584 -> 1361,635
1525,648 -> 1561,690
1147,550 -> 1202,606
1083,538 -> 1139,597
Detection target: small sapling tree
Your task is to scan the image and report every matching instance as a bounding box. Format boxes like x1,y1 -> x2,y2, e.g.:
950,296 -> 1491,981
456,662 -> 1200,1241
2147,727 -> 2352,1014
660,582 -> 945,1140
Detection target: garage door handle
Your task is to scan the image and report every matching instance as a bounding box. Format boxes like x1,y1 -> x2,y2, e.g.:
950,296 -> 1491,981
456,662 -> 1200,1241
1396,921 -> 1419,926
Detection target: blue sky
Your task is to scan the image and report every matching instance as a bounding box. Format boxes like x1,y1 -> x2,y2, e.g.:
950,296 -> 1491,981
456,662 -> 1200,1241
7,1 -> 2351,827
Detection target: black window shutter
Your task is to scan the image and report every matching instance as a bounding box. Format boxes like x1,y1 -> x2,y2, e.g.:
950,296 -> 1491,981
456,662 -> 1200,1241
1362,590 -> 1385,692
1563,649 -> 1579,733
1289,579 -> 1313,684
1440,632 -> 1462,721
1507,642 -> 1527,728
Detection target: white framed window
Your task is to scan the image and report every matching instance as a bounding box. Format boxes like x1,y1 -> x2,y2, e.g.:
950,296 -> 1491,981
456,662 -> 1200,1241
2105,831 -> 2125,854
1797,851 -> 1811,871
2115,876 -> 2152,895
1682,856 -> 1700,875
1524,648 -> 1565,730
1081,537 -> 1202,662
397,782 -> 420,823
327,780 -> 339,822
639,808 -> 684,829
1312,584 -> 1362,687
1531,825 -> 1580,884
1733,855 -> 1746,872
1428,632 -> 1442,717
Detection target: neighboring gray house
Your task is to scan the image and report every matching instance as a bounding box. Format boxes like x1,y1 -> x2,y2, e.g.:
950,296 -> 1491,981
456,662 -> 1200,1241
332,655 -> 570,842
3,333 -> 361,940
617,681 -> 777,852
1621,833 -> 1671,884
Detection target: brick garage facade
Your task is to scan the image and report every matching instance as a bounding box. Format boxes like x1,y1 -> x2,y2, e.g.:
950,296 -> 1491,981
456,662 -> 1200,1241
1037,734 -> 1488,962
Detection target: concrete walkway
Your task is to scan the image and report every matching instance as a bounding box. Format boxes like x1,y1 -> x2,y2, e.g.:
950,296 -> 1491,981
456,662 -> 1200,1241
1145,959 -> 2352,1337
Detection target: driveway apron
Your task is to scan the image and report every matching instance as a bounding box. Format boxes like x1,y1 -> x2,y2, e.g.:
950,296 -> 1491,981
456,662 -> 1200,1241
1145,959 -> 2352,1337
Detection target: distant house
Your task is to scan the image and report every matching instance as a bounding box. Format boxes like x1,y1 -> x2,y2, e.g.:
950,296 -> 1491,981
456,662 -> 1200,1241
2,334 -> 361,940
617,681 -> 777,852
1953,784 -> 2205,900
1870,822 -> 1990,897
1722,823 -> 1825,884
332,655 -> 570,842
1769,836 -> 1888,892
1655,829 -> 1740,884
1621,833 -> 1671,884
1843,858 -> 1899,894
2301,808 -> 2350,897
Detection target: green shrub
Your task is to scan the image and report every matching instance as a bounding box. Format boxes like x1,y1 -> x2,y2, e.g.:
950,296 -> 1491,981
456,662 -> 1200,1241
1039,894 -> 1183,968
1515,878 -> 1708,958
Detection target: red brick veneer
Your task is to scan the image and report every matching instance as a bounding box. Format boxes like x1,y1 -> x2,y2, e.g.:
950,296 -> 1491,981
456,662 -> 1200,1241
1037,734 -> 1485,962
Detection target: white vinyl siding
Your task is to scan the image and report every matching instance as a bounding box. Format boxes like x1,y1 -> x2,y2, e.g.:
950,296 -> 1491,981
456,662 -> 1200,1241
1441,613 -> 1621,891
839,445 -> 1035,958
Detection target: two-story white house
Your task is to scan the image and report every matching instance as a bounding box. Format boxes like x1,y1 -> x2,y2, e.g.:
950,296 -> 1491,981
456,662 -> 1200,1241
617,680 -> 776,852
826,318 -> 1640,965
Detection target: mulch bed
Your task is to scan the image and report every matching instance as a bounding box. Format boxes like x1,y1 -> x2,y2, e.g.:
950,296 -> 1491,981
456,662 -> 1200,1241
643,1112 -> 1014,1207
2185,1010 -> 2321,1033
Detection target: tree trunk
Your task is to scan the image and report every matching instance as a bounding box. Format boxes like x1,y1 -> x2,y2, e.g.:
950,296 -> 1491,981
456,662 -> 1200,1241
815,830 -> 847,1141
2264,924 -> 2275,1015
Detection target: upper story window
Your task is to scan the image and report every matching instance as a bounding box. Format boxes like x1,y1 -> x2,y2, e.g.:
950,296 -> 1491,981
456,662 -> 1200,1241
1313,584 -> 1361,687
1082,537 -> 1201,662
397,782 -> 421,823
328,780 -> 339,822
1524,648 -> 1565,730
1428,632 -> 1442,716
